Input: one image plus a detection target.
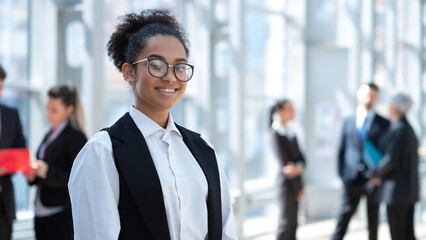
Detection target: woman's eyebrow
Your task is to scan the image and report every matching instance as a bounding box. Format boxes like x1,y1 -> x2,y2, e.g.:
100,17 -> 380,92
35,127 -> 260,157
175,58 -> 188,63
147,54 -> 187,63
147,54 -> 164,59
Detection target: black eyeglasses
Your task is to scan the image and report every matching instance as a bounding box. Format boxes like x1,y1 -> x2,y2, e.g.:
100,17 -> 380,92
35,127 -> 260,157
131,58 -> 194,82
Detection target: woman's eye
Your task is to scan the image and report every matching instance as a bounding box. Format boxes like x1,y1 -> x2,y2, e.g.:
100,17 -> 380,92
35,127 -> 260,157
175,64 -> 190,72
151,63 -> 163,70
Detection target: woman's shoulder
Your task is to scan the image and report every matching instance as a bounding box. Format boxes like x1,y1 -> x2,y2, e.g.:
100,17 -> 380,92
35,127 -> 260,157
84,131 -> 112,148
66,125 -> 88,141
0,103 -> 16,112
74,131 -> 113,160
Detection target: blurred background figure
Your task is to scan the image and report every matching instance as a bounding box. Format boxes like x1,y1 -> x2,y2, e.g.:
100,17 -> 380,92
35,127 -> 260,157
331,83 -> 390,240
0,64 -> 26,240
24,84 -> 87,240
372,92 -> 419,240
269,99 -> 305,240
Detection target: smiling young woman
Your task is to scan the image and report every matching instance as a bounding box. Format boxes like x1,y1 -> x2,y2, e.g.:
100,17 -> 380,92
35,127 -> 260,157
68,9 -> 237,240
122,34 -> 189,127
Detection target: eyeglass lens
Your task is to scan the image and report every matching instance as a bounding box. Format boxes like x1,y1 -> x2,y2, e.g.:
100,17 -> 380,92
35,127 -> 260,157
148,59 -> 193,81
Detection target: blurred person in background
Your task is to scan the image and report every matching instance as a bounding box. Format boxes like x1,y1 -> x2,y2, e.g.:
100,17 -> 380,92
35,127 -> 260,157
0,64 -> 26,240
24,84 -> 87,240
331,82 -> 390,240
372,92 -> 419,240
68,9 -> 237,240
269,99 -> 305,240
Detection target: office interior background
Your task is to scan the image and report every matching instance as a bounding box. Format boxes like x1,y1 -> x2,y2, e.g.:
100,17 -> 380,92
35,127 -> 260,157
1,0 -> 426,239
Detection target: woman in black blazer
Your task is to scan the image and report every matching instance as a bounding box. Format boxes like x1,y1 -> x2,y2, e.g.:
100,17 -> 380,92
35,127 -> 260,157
25,84 -> 87,240
269,99 -> 306,240
372,92 -> 419,240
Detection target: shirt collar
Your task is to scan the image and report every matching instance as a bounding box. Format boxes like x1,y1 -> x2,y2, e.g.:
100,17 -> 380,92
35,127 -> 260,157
271,114 -> 294,138
129,106 -> 183,139
57,122 -> 67,132
356,106 -> 376,127
356,106 -> 375,119
48,122 -> 68,141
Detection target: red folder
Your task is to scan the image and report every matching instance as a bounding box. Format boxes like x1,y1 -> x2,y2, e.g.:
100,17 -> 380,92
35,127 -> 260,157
0,148 -> 33,174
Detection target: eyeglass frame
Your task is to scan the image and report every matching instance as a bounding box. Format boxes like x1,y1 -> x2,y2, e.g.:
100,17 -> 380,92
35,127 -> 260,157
131,57 -> 194,82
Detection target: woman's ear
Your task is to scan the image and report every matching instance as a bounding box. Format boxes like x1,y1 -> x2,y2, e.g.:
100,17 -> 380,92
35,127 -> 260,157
122,63 -> 136,83
66,105 -> 75,117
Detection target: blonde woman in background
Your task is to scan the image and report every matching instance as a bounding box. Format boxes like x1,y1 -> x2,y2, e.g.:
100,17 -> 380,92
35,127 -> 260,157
25,84 -> 87,240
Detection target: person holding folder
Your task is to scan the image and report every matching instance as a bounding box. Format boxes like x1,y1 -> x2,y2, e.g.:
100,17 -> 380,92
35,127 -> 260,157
0,64 -> 26,240
24,84 -> 87,240
331,82 -> 390,240
372,92 -> 419,240
68,9 -> 237,240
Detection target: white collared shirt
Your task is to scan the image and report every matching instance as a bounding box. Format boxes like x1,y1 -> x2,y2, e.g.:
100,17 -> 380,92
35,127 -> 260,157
356,106 -> 375,131
68,107 -> 237,240
271,116 -> 295,139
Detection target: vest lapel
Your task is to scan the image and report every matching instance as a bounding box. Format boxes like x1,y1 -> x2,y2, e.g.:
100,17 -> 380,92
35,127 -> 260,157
109,113 -> 170,240
176,124 -> 222,240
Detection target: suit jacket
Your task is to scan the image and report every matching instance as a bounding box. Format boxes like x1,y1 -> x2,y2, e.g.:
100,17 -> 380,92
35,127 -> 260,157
34,124 -> 87,208
105,113 -> 222,240
0,104 -> 26,223
270,129 -> 305,193
337,112 -> 390,186
374,117 -> 419,205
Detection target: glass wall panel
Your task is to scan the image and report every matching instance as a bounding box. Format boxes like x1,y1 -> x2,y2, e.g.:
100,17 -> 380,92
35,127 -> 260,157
244,9 -> 286,181
307,0 -> 338,44
244,99 -> 275,180
0,0 -> 28,84
246,0 -> 286,12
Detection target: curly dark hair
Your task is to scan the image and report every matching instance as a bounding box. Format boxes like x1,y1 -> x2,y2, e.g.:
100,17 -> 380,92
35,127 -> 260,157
107,9 -> 190,72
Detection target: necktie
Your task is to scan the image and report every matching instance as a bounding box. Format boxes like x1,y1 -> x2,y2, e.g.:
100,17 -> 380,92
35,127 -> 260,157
359,116 -> 368,140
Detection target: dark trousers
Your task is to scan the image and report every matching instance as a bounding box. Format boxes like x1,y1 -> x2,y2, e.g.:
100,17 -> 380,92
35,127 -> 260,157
276,189 -> 299,240
34,208 -> 73,240
0,194 -> 12,240
387,205 -> 416,240
331,181 -> 379,240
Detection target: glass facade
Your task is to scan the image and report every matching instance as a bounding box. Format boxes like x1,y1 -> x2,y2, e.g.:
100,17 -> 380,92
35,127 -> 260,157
1,0 -> 426,239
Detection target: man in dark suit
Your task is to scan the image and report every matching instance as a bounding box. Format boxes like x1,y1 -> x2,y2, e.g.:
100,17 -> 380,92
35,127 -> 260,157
0,65 -> 26,240
372,92 -> 419,240
331,82 -> 390,240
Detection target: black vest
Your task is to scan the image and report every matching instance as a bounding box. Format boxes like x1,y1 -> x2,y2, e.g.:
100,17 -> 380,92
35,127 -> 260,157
104,113 -> 222,240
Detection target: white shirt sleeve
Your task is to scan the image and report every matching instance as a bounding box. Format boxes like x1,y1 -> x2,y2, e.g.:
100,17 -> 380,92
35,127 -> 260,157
68,131 -> 121,240
217,159 -> 239,240
202,137 -> 238,240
